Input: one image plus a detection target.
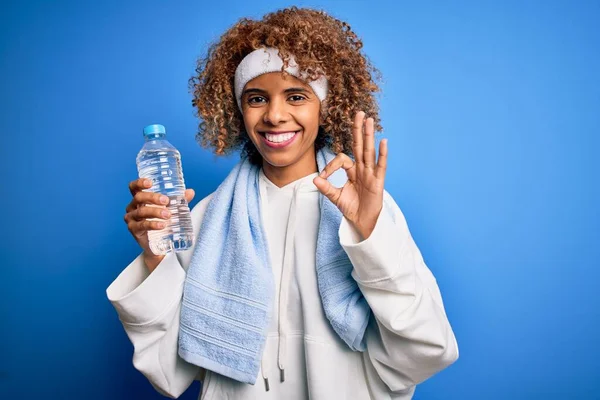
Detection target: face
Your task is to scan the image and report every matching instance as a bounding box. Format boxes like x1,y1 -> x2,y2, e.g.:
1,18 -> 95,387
241,72 -> 321,171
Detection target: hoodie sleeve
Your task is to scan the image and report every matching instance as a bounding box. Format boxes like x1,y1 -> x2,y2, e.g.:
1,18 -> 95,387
106,194 -> 213,399
338,191 -> 459,393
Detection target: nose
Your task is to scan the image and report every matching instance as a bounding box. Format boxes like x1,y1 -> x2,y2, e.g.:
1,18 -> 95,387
263,98 -> 288,125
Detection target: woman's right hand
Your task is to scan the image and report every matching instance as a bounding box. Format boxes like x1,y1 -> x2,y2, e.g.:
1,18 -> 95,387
124,178 -> 195,273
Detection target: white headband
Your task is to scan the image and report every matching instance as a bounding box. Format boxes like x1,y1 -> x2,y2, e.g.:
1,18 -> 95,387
234,47 -> 328,111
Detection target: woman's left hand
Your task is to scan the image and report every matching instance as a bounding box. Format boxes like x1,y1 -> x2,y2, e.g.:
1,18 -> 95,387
314,111 -> 387,240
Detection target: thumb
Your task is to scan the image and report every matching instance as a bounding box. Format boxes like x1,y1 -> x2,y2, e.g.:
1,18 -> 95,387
184,188 -> 195,203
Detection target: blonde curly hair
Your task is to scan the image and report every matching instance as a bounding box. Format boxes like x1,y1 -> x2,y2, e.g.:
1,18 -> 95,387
190,6 -> 382,164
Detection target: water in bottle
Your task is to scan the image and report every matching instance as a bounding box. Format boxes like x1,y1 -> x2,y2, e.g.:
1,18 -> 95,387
136,124 -> 194,255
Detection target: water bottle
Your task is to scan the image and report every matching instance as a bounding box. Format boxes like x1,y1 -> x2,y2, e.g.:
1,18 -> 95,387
136,124 -> 194,255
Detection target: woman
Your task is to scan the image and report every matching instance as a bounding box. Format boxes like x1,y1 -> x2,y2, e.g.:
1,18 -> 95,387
107,7 -> 458,399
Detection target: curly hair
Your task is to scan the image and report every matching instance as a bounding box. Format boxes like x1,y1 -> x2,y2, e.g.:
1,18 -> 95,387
190,6 -> 382,165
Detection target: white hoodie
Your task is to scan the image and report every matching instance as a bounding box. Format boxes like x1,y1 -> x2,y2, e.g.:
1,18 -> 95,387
106,171 -> 458,399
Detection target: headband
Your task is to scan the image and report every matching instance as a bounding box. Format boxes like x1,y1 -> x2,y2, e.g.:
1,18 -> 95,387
234,47 -> 328,111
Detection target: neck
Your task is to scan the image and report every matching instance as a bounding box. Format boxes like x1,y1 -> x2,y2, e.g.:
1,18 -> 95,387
261,147 -> 318,188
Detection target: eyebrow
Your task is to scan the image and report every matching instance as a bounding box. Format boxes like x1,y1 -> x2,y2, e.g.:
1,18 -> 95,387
242,87 -> 312,96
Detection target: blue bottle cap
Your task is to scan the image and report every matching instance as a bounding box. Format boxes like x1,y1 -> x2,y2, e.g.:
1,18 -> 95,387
143,124 -> 166,136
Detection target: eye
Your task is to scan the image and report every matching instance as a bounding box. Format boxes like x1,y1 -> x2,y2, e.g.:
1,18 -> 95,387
248,96 -> 266,105
288,95 -> 307,102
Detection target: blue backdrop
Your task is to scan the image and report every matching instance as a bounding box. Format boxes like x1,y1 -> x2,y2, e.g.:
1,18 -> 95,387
1,0 -> 598,399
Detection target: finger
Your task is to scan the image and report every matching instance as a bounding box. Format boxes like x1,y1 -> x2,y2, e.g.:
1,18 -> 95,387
129,178 -> 152,196
313,176 -> 342,205
363,117 -> 376,169
132,205 -> 170,221
125,198 -> 137,213
128,219 -> 166,235
319,153 -> 356,181
352,111 -> 366,165
133,191 -> 170,207
376,139 -> 388,180
184,188 -> 195,203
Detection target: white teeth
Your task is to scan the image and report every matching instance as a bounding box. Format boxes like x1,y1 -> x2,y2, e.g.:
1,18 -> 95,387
265,132 -> 296,143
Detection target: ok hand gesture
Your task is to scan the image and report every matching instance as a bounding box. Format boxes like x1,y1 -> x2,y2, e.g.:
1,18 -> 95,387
314,111 -> 387,240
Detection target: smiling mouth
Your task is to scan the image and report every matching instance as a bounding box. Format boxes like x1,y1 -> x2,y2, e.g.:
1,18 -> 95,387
258,130 -> 300,148
264,131 -> 298,143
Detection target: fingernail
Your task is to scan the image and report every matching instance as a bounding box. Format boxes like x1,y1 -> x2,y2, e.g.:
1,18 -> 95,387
144,179 -> 151,187
161,210 -> 170,218
160,196 -> 169,204
157,222 -> 166,229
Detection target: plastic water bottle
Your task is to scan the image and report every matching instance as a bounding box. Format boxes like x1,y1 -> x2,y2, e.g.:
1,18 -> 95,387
136,124 -> 194,255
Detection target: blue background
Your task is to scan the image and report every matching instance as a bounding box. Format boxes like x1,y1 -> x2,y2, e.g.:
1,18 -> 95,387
1,0 -> 598,399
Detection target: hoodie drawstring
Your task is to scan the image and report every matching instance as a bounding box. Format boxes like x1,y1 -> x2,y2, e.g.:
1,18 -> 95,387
260,178 -> 303,391
278,183 -> 300,383
261,356 -> 270,391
